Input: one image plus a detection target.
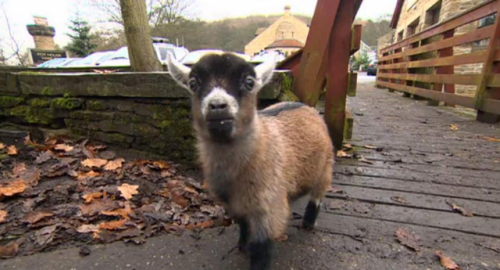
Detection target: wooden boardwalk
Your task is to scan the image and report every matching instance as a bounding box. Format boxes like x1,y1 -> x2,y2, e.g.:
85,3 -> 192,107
305,82 -> 500,269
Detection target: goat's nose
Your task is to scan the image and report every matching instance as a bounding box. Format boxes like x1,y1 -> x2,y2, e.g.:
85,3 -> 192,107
209,102 -> 228,111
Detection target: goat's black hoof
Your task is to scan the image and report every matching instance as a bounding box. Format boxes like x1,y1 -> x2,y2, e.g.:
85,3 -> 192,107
237,242 -> 249,253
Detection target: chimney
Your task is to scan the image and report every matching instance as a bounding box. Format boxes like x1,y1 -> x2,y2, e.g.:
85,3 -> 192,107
284,5 -> 291,16
27,16 -> 56,50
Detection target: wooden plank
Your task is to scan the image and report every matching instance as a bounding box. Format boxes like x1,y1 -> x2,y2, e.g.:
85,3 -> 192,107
350,25 -> 362,55
377,81 -> 476,108
378,51 -> 487,70
305,212 -> 500,264
328,185 -> 500,218
324,0 -> 360,150
379,26 -> 494,62
380,0 -> 498,54
377,73 -> 479,85
322,198 -> 500,238
347,72 -> 357,97
434,30 -> 455,107
293,0 -> 341,106
333,174 -> 500,203
335,165 -> 500,190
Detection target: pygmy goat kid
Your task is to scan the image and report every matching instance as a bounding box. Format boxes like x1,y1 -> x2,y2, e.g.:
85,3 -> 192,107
167,52 -> 334,270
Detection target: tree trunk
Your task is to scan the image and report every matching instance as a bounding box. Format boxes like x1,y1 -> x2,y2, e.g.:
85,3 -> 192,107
120,0 -> 161,72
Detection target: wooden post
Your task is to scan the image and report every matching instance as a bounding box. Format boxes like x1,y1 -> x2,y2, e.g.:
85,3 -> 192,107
475,2 -> 500,123
293,0 -> 341,107
428,30 -> 455,106
324,0 -> 360,150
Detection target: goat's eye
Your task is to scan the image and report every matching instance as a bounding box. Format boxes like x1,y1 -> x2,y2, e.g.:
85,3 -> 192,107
244,78 -> 255,91
188,79 -> 199,92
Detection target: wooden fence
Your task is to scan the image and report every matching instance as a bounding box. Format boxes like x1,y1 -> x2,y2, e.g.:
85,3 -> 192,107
279,0 -> 363,150
377,0 -> 500,123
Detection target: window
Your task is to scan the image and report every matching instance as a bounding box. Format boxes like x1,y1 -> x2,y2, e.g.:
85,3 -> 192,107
425,1 -> 441,28
397,30 -> 404,41
407,17 -> 420,37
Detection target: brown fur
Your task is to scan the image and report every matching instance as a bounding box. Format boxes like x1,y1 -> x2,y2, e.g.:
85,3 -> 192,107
198,104 -> 334,239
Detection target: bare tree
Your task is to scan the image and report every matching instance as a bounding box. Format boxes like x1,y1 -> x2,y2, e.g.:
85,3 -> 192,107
120,0 -> 161,71
90,0 -> 194,30
0,3 -> 28,66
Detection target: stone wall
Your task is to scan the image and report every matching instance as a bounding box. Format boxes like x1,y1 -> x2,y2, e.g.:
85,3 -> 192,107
0,71 -> 293,168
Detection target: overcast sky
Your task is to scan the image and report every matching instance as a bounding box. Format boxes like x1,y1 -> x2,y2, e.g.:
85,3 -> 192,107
0,0 -> 397,62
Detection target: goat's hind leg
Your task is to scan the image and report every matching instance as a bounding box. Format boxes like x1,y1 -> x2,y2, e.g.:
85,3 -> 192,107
248,218 -> 274,270
303,162 -> 332,230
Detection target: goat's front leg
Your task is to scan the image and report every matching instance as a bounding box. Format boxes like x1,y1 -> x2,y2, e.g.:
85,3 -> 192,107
248,217 -> 274,270
236,218 -> 249,252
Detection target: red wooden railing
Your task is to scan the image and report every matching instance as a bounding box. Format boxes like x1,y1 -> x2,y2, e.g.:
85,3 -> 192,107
279,0 -> 363,150
377,0 -> 500,123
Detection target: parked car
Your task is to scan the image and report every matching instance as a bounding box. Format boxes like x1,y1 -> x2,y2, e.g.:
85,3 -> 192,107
180,50 -> 250,65
37,58 -> 80,68
99,44 -> 189,67
367,61 -> 378,76
66,51 -> 115,67
251,50 -> 286,63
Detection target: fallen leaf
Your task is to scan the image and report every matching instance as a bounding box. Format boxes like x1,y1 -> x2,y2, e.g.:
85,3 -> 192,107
101,202 -> 133,219
151,161 -> 170,170
0,241 -> 19,258
450,124 -> 459,131
82,192 -> 103,204
7,145 -> 18,155
171,190 -> 189,208
482,136 -> 500,142
21,211 -> 54,224
118,184 -> 139,200
395,227 -> 420,252
104,158 -> 125,171
35,150 -> 54,164
343,143 -> 353,150
12,163 -> 27,176
77,224 -> 99,234
0,210 -> 7,223
0,180 -> 27,198
337,150 -> 348,158
446,201 -> 473,217
76,170 -> 101,181
328,185 -> 344,194
391,196 -> 409,205
99,219 -> 127,230
99,150 -> 116,160
81,139 -> 95,158
44,138 -> 58,145
81,158 -> 108,168
54,144 -> 74,152
80,198 -> 118,216
436,251 -> 461,270
358,155 -> 374,164
364,145 -> 377,149
0,143 -> 5,150
34,225 -> 58,246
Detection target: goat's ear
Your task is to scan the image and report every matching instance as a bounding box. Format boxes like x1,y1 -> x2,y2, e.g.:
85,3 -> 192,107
167,52 -> 192,94
254,52 -> 277,88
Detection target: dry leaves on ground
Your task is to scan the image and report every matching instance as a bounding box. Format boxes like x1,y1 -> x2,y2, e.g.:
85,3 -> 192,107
104,158 -> 125,171
0,180 -> 27,198
118,184 -> 139,200
0,143 -> 5,150
446,201 -> 473,217
395,227 -> 421,252
391,196 -> 409,205
21,211 -> 54,224
450,124 -> 459,131
336,150 -> 348,158
82,192 -> 104,204
0,209 -> 7,223
0,241 -> 19,258
54,144 -> 74,152
81,158 -> 108,168
99,219 -> 127,230
436,251 -> 461,270
358,155 -> 374,164
7,145 -> 18,155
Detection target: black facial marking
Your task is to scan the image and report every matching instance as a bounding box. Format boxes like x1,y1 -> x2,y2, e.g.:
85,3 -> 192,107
190,53 -> 257,102
206,120 -> 234,143
259,102 -> 306,117
302,200 -> 321,230
249,238 -> 273,270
